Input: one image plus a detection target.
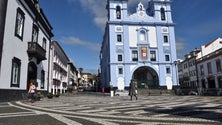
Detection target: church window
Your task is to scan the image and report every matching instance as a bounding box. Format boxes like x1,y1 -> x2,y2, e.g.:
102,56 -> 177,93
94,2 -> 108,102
150,51 -> 156,61
140,30 -> 146,41
132,50 -> 138,61
118,67 -> 123,75
116,6 -> 121,19
166,67 -> 171,74
164,35 -> 168,43
160,7 -> 166,21
116,26 -> 123,32
140,5 -> 142,10
117,34 -> 122,42
15,8 -> 25,40
118,54 -> 122,61
165,55 -> 170,61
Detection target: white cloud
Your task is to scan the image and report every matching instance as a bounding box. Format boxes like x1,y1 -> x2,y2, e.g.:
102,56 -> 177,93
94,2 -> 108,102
66,0 -> 150,31
80,0 -> 107,31
84,69 -> 98,74
60,36 -> 101,51
175,37 -> 186,59
67,0 -> 107,31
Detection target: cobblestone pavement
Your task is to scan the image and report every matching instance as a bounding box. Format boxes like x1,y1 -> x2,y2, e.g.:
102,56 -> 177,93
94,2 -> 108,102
0,94 -> 222,125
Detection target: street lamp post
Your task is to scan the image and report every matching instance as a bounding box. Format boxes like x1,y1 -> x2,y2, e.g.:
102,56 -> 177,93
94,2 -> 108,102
110,82 -> 114,97
174,60 -> 179,87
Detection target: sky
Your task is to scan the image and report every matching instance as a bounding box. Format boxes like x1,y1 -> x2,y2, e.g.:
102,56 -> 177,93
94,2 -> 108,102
39,0 -> 222,74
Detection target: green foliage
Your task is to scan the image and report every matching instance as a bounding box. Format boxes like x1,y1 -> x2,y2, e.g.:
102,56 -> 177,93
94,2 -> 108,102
47,92 -> 53,98
36,92 -> 44,99
55,92 -> 60,97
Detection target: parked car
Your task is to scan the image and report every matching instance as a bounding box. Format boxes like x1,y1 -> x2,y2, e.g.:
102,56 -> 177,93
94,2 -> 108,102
78,86 -> 84,92
115,89 -> 129,96
189,90 -> 198,95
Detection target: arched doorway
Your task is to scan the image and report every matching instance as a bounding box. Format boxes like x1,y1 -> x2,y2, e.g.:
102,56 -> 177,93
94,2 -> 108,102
133,66 -> 159,89
27,62 -> 37,91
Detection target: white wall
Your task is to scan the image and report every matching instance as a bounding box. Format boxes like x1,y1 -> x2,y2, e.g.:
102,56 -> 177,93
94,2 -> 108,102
197,38 -> 222,58
128,26 -> 157,47
0,0 -> 51,91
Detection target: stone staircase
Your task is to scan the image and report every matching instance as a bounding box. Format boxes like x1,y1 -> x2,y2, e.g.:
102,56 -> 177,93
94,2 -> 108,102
138,89 -> 175,96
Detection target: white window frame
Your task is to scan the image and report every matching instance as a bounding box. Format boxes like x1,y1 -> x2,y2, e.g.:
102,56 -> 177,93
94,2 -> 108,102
15,8 -> 25,40
11,57 -> 21,87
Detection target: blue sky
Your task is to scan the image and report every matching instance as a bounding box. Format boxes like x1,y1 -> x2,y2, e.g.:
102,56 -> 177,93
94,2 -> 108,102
39,0 -> 222,74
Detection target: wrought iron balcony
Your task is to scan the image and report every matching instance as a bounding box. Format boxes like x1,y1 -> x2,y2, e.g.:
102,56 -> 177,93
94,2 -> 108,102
27,42 -> 46,63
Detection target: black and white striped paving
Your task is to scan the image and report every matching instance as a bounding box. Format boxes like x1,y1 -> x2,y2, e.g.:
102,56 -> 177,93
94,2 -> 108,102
1,95 -> 222,125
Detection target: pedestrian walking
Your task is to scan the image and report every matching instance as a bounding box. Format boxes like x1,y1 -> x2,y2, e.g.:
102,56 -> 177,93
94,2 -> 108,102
28,79 -> 36,103
129,79 -> 138,100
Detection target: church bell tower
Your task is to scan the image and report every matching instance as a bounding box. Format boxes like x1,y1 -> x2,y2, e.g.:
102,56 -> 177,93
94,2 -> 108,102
148,0 -> 173,22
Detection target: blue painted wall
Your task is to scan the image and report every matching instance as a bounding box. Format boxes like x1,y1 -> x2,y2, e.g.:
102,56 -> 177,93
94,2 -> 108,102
100,0 -> 177,90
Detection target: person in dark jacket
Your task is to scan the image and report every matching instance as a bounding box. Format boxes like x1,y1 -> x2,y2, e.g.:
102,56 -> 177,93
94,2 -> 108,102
129,79 -> 138,100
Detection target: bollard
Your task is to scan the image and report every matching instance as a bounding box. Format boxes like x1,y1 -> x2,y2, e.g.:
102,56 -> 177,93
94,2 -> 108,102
101,87 -> 105,93
110,90 -> 114,97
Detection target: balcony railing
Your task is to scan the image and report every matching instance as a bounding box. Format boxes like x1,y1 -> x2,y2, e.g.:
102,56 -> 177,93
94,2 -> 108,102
27,42 -> 46,63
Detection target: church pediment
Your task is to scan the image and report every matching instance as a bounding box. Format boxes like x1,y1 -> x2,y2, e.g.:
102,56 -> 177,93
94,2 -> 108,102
128,2 -> 154,21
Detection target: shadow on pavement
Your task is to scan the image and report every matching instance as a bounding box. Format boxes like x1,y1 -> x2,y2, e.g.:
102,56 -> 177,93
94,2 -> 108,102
144,106 -> 222,123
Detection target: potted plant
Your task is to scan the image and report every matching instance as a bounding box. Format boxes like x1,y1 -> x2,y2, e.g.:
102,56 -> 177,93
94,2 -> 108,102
47,92 -> 53,99
55,92 -> 60,97
36,92 -> 43,101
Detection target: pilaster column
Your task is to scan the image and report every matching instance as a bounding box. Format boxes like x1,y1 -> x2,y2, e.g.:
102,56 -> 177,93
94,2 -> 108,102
0,0 -> 8,70
215,75 -> 219,89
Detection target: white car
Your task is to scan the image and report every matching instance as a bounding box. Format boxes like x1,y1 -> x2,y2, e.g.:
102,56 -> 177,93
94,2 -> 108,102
115,89 -> 129,96
78,86 -> 84,92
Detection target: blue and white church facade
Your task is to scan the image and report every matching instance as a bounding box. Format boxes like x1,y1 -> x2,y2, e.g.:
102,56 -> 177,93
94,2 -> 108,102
100,0 -> 177,90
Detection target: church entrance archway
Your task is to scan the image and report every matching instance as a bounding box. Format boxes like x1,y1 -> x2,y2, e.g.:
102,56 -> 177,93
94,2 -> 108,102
27,62 -> 37,91
132,66 -> 159,89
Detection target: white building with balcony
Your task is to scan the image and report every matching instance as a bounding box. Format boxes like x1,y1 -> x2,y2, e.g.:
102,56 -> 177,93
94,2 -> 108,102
49,41 -> 69,94
67,62 -> 78,86
178,50 -> 200,89
196,38 -> 222,95
0,0 -> 53,101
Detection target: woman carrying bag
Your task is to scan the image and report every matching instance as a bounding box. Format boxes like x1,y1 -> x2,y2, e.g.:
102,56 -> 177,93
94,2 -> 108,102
28,79 -> 37,103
